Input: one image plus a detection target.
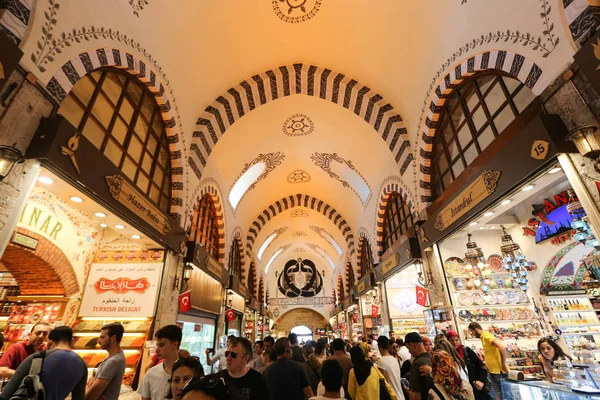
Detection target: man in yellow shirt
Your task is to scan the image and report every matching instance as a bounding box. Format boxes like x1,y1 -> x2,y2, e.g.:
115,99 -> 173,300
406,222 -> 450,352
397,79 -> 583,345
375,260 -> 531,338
468,322 -> 509,400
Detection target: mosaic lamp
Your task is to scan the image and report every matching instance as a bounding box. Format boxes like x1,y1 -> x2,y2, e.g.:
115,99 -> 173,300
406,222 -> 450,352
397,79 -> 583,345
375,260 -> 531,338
500,226 -> 530,291
464,234 -> 491,293
567,189 -> 600,250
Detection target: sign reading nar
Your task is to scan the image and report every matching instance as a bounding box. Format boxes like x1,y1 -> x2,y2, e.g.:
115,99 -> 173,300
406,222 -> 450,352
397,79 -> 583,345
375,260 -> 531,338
79,250 -> 164,317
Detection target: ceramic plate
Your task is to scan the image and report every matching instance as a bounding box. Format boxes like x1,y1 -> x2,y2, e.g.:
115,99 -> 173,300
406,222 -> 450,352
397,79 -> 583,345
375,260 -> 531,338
487,254 -> 504,272
495,292 -> 508,305
453,278 -> 467,291
506,291 -> 519,304
501,309 -> 512,320
473,293 -> 486,305
517,291 -> 529,304
458,293 -> 474,306
444,257 -> 465,276
485,293 -> 496,305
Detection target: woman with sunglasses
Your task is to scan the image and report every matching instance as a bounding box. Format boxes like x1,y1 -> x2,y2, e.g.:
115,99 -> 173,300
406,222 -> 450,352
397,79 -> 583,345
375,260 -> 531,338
168,357 -> 204,400
180,374 -> 230,400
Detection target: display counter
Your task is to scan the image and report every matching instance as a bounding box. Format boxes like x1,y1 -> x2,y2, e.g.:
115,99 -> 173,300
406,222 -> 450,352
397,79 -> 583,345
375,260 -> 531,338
501,380 -> 600,400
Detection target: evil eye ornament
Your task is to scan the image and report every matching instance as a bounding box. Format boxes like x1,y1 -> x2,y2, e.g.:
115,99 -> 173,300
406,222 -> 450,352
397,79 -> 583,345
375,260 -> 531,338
571,219 -> 586,229
481,285 -> 489,293
574,232 -> 589,242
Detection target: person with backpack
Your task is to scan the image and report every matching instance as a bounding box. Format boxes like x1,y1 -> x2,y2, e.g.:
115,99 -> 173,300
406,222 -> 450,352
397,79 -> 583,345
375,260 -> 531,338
0,326 -> 87,400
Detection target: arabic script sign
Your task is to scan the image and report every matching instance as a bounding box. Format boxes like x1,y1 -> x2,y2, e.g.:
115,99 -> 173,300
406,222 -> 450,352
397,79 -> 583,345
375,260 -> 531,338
79,250 -> 163,317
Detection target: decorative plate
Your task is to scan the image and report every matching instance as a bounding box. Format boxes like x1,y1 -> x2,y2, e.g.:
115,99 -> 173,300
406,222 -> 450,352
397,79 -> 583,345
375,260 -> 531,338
459,310 -> 472,322
444,257 -> 465,275
487,254 -> 504,272
506,291 -> 519,304
473,293 -> 486,305
517,291 -> 529,304
453,278 -> 467,291
495,292 -> 508,305
484,293 -> 496,305
501,309 -> 512,320
524,309 -> 534,319
458,293 -> 474,306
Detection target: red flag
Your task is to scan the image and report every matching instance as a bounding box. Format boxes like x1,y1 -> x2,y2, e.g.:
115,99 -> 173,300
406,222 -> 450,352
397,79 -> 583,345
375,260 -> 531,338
371,304 -> 379,317
416,286 -> 429,307
352,313 -> 358,323
226,309 -> 236,322
179,290 -> 191,313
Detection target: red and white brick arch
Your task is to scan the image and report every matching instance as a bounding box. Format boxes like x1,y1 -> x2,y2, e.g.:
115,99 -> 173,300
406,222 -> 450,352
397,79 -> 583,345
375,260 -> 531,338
417,50 -> 546,207
356,229 -> 375,279
44,48 -> 187,224
192,183 -> 226,265
375,181 -> 417,258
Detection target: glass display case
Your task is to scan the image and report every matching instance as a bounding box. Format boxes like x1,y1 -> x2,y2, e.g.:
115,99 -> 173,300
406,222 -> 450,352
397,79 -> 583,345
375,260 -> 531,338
502,379 -> 600,399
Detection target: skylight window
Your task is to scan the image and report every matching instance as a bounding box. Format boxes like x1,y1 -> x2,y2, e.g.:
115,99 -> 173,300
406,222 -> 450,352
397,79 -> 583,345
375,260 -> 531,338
314,246 -> 336,270
331,162 -> 371,203
229,162 -> 266,209
265,248 -> 285,273
258,232 -> 278,260
322,231 -> 343,256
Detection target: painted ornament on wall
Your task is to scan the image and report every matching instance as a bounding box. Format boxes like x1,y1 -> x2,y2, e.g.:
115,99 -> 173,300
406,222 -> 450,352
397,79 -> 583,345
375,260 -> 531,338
277,258 -> 323,298
273,0 -> 322,23
283,114 -> 314,136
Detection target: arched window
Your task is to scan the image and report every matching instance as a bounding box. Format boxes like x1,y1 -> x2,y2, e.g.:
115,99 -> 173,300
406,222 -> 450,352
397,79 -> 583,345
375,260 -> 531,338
358,238 -> 374,278
259,277 -> 264,303
382,192 -> 414,255
191,194 -> 220,260
346,261 -> 355,295
229,239 -> 242,281
57,68 -> 172,213
337,275 -> 345,303
431,72 -> 536,199
248,261 -> 257,297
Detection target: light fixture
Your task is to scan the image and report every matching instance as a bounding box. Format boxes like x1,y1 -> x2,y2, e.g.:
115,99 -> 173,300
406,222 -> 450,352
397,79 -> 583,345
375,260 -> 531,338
131,234 -> 141,239
521,185 -> 535,192
94,212 -> 106,218
479,226 -> 485,230
484,212 -> 494,217
501,199 -> 512,206
114,224 -> 125,230
415,260 -> 432,287
489,226 -> 496,229
469,222 -> 478,226
174,263 -> 195,290
566,125 -> 600,172
70,196 -> 83,203
0,144 -> 25,181
548,167 -> 561,174
100,223 -> 107,228
37,176 -> 53,184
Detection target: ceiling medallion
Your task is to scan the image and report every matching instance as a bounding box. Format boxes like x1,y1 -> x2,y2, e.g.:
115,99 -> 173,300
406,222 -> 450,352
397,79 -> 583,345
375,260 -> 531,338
292,231 -> 307,237
272,0 -> 322,24
283,114 -> 314,136
291,209 -> 309,218
287,169 -> 311,184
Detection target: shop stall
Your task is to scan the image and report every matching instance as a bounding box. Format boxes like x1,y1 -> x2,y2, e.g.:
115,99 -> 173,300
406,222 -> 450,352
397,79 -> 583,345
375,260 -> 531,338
335,304 -> 346,339
342,297 -> 359,342
329,309 -> 338,340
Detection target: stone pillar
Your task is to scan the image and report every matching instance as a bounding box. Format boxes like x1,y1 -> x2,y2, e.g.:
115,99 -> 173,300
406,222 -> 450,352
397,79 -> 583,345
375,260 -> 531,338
153,250 -> 181,332
422,248 -> 451,307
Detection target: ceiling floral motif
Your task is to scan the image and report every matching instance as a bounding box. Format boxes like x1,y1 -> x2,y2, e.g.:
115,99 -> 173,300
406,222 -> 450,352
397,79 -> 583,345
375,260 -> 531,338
287,169 -> 311,184
272,0 -> 322,23
291,209 -> 309,218
282,114 -> 314,136
310,152 -> 372,204
292,231 -> 307,237
128,0 -> 149,16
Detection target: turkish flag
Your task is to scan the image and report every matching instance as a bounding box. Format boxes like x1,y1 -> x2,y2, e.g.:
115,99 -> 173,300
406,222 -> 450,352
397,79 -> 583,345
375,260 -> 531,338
352,313 -> 358,323
371,304 -> 379,317
179,290 -> 191,313
416,286 -> 429,307
226,309 -> 236,322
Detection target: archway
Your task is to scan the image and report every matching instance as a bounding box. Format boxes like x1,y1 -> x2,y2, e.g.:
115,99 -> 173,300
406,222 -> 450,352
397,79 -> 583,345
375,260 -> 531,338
273,308 -> 329,337
291,325 -> 313,344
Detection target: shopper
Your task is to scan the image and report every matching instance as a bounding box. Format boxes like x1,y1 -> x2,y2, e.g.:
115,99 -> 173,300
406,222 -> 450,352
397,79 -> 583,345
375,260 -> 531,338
181,374 -> 230,400
0,322 -> 50,378
537,338 -> 572,383
326,338 -> 353,399
139,324 -> 183,400
376,335 -> 405,400
357,336 -> 371,358
428,350 -> 474,400
206,335 -> 235,372
289,333 -> 305,363
348,346 -> 397,400
264,337 -> 314,400
85,323 -> 126,400
396,339 -> 411,366
301,344 -> 322,394
247,340 -> 264,370
262,336 -> 275,367
167,356 -> 204,400
404,332 -> 433,400
422,337 -> 434,355
1,326 -> 87,400
217,336 -> 268,399
311,359 -> 345,400
467,323 -> 509,400
446,331 -> 491,400
314,340 -> 328,365
146,349 -> 191,373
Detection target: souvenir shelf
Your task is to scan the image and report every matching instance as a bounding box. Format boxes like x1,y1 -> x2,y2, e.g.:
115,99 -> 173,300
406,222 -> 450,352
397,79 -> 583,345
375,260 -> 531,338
0,273 -> 20,316
71,318 -> 153,387
2,302 -> 65,351
505,344 -> 544,380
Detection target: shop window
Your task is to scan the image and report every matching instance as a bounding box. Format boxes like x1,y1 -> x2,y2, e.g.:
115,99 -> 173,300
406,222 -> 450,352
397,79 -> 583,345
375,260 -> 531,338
431,72 -> 536,199
229,239 -> 242,281
190,194 -> 220,260
358,238 -> 374,278
57,68 -> 172,213
346,261 -> 355,294
382,192 -> 414,255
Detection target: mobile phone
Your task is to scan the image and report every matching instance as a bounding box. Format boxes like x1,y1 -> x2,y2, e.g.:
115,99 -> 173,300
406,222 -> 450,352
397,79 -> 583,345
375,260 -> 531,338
401,378 -> 409,388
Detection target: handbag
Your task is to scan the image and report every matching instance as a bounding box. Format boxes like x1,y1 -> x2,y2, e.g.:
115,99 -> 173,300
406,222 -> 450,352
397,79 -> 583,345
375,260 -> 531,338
379,378 -> 393,400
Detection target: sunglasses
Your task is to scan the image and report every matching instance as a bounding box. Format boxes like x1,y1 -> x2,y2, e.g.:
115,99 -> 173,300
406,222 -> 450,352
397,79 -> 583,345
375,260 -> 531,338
225,350 -> 245,359
182,375 -> 225,394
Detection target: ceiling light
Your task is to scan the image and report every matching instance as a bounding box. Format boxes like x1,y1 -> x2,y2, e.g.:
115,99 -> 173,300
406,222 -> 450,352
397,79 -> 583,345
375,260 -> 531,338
114,224 -> 125,230
100,223 -> 107,228
479,226 -> 485,230
469,222 -> 478,226
501,199 -> 512,206
70,196 -> 83,203
548,167 -> 562,174
484,212 -> 494,217
37,176 -> 53,184
522,185 -> 535,191
94,212 -> 106,218
489,226 -> 496,229
131,234 -> 141,239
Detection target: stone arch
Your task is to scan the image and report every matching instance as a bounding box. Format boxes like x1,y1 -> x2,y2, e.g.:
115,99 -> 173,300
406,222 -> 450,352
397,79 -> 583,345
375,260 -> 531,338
0,227 -> 78,296
189,63 -> 414,182
558,1 -> 599,46
417,51 -> 546,206
357,231 -> 375,280
0,0 -> 35,45
273,308 -> 330,335
228,228 -> 245,281
248,261 -> 257,298
245,194 -> 355,267
44,48 -> 187,223
192,184 -> 226,264
337,273 -> 345,303
375,181 -> 417,257
258,277 -> 265,304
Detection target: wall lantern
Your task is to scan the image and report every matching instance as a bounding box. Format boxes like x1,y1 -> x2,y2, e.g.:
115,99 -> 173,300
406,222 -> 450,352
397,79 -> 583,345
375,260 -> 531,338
0,144 -> 25,181
415,259 -> 432,287
566,125 -> 600,172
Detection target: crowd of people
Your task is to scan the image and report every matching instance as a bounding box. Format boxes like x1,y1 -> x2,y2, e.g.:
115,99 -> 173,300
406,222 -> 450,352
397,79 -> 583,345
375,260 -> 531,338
0,322 -> 574,400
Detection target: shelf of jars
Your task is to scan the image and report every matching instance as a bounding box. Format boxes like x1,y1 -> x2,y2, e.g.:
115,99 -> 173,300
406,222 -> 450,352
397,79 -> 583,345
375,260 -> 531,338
546,297 -> 600,338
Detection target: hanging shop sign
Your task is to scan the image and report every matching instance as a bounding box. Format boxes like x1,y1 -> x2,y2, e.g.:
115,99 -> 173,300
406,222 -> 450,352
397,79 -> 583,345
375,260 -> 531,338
574,30 -> 600,95
419,115 -> 574,248
79,250 -> 164,317
342,297 -> 355,310
184,241 -> 229,286
376,237 -> 421,281
229,275 -> 248,298
27,117 -> 186,251
354,272 -> 375,297
11,232 -> 38,250
0,30 -> 24,92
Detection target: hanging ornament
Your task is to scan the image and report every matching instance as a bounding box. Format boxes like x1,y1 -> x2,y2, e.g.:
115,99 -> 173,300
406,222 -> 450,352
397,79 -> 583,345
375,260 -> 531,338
464,234 -> 491,293
500,226 -> 530,291
567,189 -> 600,250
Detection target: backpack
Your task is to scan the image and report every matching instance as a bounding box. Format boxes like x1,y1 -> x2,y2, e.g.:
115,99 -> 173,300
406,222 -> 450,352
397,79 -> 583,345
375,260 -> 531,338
9,350 -> 47,400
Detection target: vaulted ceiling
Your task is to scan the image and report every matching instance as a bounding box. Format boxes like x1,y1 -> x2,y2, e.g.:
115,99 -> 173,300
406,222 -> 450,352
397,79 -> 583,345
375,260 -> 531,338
13,0 -> 591,290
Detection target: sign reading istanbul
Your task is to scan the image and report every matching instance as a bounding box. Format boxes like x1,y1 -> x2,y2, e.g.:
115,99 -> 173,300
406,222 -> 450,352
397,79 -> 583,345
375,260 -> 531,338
79,250 -> 164,317
434,170 -> 501,231
105,175 -> 171,235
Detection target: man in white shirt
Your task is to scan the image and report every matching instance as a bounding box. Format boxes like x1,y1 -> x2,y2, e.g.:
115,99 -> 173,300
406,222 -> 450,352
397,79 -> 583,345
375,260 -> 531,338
138,325 -> 182,400
396,339 -> 412,365
205,335 -> 235,372
376,336 -> 405,400
310,359 -> 345,400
